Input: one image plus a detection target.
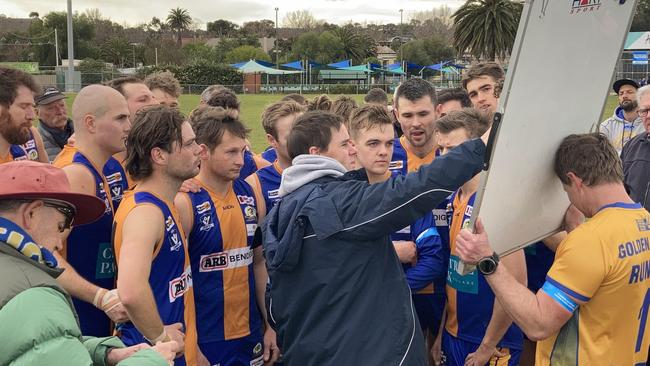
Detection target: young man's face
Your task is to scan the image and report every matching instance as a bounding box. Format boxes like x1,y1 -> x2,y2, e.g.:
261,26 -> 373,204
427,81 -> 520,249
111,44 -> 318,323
436,100 -> 463,119
203,130 -> 248,182
167,121 -> 201,180
0,85 -> 35,145
436,128 -> 471,155
319,124 -> 356,170
151,88 -> 179,109
268,113 -> 301,164
122,83 -> 159,120
352,123 -> 394,177
396,95 -> 437,148
94,93 -> 131,155
466,75 -> 500,115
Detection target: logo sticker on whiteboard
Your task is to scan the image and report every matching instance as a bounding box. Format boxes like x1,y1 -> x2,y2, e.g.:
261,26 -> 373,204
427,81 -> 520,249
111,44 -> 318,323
569,0 -> 601,14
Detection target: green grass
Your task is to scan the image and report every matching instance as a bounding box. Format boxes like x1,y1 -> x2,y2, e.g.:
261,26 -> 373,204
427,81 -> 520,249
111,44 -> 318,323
63,93 -> 618,153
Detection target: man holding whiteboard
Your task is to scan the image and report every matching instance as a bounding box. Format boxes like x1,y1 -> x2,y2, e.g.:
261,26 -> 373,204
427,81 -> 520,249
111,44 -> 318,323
455,133 -> 650,365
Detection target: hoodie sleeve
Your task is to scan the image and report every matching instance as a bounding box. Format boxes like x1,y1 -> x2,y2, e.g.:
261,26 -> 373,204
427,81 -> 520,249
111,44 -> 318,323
315,138 -> 485,241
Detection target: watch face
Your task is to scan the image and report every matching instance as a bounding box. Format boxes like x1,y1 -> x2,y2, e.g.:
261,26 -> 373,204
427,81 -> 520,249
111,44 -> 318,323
479,258 -> 496,274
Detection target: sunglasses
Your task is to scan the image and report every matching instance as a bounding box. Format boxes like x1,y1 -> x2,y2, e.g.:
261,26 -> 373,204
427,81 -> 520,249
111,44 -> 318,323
42,200 -> 76,233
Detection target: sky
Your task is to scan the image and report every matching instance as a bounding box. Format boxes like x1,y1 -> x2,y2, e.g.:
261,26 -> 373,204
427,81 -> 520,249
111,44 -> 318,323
0,0 -> 465,28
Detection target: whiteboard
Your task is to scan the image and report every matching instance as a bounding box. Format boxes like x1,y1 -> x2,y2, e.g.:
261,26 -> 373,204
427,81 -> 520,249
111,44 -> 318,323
470,0 -> 638,256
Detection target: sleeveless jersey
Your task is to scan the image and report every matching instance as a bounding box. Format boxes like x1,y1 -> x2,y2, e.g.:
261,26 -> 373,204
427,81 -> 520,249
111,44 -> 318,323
251,161 -> 283,215
260,147 -> 277,163
20,129 -> 40,161
524,241 -> 555,293
0,144 -> 30,164
186,179 -> 261,342
445,191 -> 523,349
113,191 -> 193,366
53,146 -> 126,336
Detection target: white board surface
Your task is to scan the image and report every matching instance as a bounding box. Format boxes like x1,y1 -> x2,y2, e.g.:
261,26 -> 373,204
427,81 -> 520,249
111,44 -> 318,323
470,0 -> 638,256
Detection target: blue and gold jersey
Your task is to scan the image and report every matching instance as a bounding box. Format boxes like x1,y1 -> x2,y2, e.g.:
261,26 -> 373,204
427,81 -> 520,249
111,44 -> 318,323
260,147 -> 277,163
185,179 -> 261,343
53,146 -> 125,336
20,129 -> 40,161
250,161 -> 283,215
537,202 -> 650,365
113,191 -> 195,365
524,242 -> 555,293
241,149 -> 269,179
445,191 -> 523,350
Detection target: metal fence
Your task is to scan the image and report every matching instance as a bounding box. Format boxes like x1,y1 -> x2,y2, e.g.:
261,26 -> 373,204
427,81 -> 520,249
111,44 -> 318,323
614,50 -> 650,83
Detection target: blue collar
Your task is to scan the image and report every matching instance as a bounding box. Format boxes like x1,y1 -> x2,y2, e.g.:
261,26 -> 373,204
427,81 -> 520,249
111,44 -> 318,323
0,217 -> 58,268
597,202 -> 642,213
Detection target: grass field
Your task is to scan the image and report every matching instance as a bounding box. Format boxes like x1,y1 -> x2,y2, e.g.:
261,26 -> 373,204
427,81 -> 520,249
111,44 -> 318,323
64,93 -> 619,153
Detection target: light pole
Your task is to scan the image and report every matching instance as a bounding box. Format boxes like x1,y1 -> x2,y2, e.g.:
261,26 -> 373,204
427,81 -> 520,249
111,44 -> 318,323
275,7 -> 280,86
65,0 -> 75,92
399,9 -> 403,71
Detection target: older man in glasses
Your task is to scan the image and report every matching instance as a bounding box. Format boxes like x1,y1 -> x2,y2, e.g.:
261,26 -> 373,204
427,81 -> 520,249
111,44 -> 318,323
0,161 -> 176,365
53,84 -> 132,336
622,84 -> 650,212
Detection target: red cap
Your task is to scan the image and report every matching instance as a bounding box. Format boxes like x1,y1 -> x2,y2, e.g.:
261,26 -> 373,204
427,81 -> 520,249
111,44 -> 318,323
0,161 -> 106,226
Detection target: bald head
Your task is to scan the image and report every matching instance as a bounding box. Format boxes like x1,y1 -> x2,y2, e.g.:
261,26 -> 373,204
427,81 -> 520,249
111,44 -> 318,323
72,85 -> 126,130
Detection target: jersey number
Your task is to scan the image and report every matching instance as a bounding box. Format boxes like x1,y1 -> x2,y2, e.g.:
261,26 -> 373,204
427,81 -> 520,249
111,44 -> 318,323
636,288 -> 650,353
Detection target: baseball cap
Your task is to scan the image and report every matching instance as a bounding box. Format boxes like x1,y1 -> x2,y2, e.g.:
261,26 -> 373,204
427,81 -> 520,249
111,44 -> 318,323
613,79 -> 639,94
35,87 -> 65,106
0,161 -> 105,226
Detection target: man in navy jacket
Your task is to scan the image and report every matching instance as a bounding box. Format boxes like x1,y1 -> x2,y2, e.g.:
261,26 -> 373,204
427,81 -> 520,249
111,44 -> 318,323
262,111 -> 488,365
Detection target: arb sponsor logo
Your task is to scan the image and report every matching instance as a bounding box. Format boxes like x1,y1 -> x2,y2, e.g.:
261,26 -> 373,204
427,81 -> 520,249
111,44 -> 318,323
168,267 -> 192,302
199,247 -> 254,272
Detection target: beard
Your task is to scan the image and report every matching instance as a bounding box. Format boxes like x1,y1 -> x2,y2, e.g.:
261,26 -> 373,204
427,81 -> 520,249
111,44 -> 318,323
0,109 -> 31,145
620,99 -> 638,113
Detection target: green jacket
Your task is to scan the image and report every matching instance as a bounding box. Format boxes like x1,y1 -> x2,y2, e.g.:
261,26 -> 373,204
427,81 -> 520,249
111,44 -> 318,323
0,244 -> 168,366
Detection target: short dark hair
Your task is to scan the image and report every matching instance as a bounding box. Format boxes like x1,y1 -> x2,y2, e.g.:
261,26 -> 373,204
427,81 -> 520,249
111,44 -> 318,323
309,94 -> 332,111
261,100 -> 305,139
281,93 -> 308,106
461,62 -> 505,90
394,78 -> 437,109
349,104 -> 392,140
437,88 -> 471,108
330,96 -> 358,125
206,88 -> 240,110
189,106 -> 249,151
0,66 -> 40,108
287,111 -> 343,160
554,133 -> 623,186
105,76 -> 145,97
435,108 -> 490,138
125,105 -> 185,181
364,88 -> 388,105
144,71 -> 182,98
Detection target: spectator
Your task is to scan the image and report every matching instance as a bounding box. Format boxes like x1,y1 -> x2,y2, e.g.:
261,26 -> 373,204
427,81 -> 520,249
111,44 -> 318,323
0,160 -> 175,366
622,84 -> 650,211
600,79 -> 645,155
364,88 -> 389,106
35,87 -> 74,160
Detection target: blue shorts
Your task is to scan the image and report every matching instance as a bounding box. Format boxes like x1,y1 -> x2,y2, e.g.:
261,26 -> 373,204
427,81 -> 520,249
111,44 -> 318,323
199,330 -> 264,366
442,331 -> 520,366
412,294 -> 445,335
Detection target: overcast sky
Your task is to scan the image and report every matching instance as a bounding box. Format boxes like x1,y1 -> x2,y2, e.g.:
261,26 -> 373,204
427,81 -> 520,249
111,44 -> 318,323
0,0 -> 465,28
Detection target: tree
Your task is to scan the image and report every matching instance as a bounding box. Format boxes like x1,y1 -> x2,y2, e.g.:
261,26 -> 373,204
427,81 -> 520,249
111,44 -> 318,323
452,0 -> 523,61
207,19 -> 239,37
224,45 -> 271,64
291,31 -> 345,64
333,25 -> 376,64
399,36 -> 455,66
283,10 -> 322,29
29,12 -> 39,19
100,37 -> 132,68
241,20 -> 275,38
167,7 -> 192,47
631,0 -> 650,32
183,43 -> 217,64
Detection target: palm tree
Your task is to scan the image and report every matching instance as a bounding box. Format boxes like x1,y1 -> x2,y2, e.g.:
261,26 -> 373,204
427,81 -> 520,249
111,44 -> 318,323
333,26 -> 376,64
452,0 -> 523,61
166,7 -> 192,47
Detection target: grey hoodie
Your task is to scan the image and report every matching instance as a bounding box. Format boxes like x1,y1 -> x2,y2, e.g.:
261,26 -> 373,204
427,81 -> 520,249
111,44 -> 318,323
278,154 -> 347,196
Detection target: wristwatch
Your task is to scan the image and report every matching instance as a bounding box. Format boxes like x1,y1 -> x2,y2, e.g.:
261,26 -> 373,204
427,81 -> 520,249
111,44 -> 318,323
477,252 -> 500,275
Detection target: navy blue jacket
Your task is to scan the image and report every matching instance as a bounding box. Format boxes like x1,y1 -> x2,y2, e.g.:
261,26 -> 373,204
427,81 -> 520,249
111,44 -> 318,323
262,139 -> 486,366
